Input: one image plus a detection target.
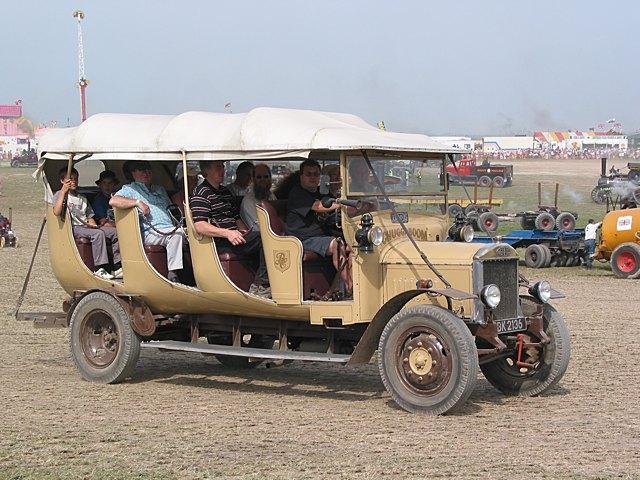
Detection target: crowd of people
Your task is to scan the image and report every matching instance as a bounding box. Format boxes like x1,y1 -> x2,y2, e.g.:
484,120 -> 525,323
55,158 -> 355,300
464,147 -> 640,161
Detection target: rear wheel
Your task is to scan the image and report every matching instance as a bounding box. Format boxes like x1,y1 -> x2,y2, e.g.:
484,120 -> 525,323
480,297 -> 570,396
464,204 -> 478,215
591,187 -> 608,204
478,176 -> 492,188
69,291 -> 141,383
540,244 -> 552,268
524,244 -> 547,268
535,212 -> 555,231
555,212 -> 576,231
492,176 -> 505,188
378,305 -> 478,415
628,170 -> 640,184
610,243 -> 640,278
10,160 -> 19,168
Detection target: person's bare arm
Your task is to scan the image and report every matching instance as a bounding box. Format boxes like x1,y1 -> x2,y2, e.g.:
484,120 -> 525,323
110,195 -> 150,216
194,220 -> 246,245
311,199 -> 340,213
52,180 -> 72,216
86,217 -> 97,227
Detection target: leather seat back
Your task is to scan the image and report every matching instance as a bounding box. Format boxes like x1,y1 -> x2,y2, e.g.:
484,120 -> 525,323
258,200 -> 286,235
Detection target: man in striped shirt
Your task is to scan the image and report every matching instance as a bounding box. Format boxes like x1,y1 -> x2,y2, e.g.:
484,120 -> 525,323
190,160 -> 270,297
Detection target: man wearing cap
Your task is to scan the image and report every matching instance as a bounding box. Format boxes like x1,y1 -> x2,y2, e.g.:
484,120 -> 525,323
110,160 -> 187,282
92,170 -> 119,227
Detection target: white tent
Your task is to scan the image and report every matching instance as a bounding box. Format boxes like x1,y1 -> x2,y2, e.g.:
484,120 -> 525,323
38,107 -> 468,161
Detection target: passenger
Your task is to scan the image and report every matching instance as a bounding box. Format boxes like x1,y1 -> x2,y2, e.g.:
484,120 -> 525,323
190,160 -> 271,298
348,157 -> 375,193
53,167 -> 121,280
109,160 -> 187,282
286,159 -> 353,292
228,161 -> 254,197
240,163 -> 276,236
91,170 -> 118,227
322,164 -> 341,197
171,161 -> 201,215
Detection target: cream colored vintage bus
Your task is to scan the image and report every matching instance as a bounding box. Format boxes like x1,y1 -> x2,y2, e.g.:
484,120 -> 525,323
32,108 -> 570,415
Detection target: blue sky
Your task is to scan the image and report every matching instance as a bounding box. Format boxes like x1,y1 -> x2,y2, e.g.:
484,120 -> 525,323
1,0 -> 638,135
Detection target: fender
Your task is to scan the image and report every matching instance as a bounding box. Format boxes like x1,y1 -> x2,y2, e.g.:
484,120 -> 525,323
347,287 -> 476,365
68,289 -> 156,337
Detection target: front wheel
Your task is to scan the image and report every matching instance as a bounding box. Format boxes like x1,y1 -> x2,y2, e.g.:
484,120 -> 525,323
480,297 -> 570,396
378,305 -> 478,415
69,291 -> 141,383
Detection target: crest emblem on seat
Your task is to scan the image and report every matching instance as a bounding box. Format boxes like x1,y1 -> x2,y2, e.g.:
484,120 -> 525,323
274,250 -> 290,272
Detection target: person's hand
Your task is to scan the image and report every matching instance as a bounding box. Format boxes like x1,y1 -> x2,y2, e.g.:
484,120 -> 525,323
136,200 -> 150,216
226,229 -> 246,246
60,179 -> 72,193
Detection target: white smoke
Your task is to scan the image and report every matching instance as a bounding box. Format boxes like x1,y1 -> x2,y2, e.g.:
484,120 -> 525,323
564,188 -> 584,205
611,179 -> 639,200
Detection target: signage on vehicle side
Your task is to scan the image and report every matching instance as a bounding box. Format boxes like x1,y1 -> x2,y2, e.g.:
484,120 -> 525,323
616,215 -> 632,231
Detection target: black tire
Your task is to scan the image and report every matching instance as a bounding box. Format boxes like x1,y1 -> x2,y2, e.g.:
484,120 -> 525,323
447,203 -> 463,218
10,160 -> 19,168
492,176 -> 505,188
628,170 -> 640,184
464,204 -> 478,215
69,291 -> 141,383
524,244 -> 547,268
478,211 -> 499,232
378,305 -> 478,415
540,244 -> 552,268
480,297 -> 571,396
534,212 -> 555,231
210,334 -> 274,369
555,212 -> 576,231
478,176 -> 492,188
610,243 -> 640,278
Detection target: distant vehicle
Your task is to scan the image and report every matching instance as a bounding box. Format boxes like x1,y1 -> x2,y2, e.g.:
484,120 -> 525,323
445,158 -> 513,188
591,157 -> 640,204
595,207 -> 640,278
10,150 -> 38,168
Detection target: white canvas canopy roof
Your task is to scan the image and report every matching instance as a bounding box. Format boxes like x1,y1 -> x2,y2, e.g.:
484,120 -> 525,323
38,107 -> 468,161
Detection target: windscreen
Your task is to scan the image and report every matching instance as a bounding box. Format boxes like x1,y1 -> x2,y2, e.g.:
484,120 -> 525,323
346,155 -> 445,196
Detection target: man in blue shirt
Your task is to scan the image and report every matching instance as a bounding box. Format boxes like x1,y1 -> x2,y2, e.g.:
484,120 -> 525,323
110,161 -> 186,281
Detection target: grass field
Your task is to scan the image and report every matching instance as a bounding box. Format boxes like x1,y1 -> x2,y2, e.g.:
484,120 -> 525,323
1,159 -> 639,479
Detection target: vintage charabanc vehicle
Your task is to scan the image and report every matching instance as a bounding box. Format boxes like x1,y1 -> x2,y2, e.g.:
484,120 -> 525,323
28,108 -> 570,415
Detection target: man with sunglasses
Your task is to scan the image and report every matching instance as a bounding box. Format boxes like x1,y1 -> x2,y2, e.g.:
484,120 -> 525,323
110,160 -> 187,282
286,159 -> 352,293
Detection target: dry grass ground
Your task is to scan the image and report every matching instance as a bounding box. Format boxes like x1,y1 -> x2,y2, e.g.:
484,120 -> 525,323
0,160 -> 639,479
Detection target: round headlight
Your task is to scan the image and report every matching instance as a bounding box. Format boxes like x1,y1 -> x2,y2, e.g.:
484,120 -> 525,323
480,284 -> 501,309
529,280 -> 552,303
460,225 -> 474,242
367,226 -> 384,246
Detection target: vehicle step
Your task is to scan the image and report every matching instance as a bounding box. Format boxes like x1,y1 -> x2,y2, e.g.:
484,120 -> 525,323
142,340 -> 351,364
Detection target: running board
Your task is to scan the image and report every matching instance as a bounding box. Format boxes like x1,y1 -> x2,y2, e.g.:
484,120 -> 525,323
142,340 -> 351,364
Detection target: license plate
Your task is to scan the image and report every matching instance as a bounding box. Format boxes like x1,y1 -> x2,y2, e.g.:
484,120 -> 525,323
494,317 -> 526,335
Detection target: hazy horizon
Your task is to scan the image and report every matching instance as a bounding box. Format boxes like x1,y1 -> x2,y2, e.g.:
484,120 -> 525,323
1,1 -> 638,137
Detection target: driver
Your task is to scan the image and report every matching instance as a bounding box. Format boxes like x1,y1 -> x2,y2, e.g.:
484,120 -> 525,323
110,161 -> 187,282
286,159 -> 352,292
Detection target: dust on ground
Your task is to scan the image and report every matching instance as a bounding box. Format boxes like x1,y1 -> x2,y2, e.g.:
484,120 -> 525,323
0,161 -> 638,479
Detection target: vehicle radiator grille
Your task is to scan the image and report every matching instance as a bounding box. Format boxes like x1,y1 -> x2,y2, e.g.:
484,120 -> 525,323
482,259 -> 519,320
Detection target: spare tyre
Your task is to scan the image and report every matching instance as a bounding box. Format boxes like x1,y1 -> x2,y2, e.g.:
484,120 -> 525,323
610,243 -> 640,279
478,211 -> 499,232
555,212 -> 576,231
524,244 -> 547,268
535,212 -> 555,231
